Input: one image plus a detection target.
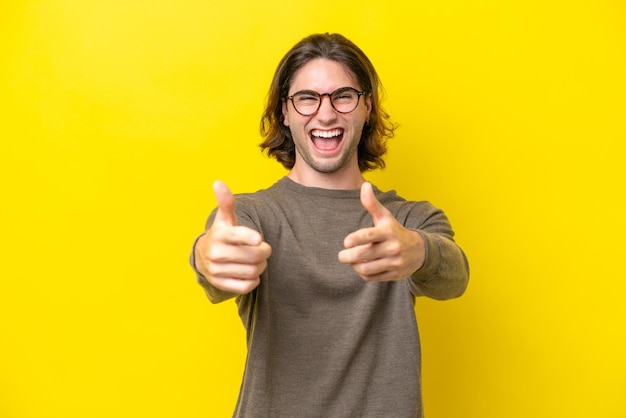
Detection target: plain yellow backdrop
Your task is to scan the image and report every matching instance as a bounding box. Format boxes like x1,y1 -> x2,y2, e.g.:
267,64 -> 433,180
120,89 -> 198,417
1,1 -> 625,417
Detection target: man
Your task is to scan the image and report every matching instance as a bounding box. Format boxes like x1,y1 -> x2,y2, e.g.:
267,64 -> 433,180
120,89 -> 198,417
191,33 -> 469,417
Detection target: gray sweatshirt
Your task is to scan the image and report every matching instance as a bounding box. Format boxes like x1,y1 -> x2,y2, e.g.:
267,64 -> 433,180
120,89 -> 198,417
192,177 -> 469,417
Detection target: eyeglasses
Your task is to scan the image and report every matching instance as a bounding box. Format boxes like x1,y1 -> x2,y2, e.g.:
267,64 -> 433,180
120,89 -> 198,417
287,87 -> 365,116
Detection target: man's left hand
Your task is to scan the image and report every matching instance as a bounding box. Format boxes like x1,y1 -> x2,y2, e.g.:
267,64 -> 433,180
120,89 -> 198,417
338,182 -> 426,282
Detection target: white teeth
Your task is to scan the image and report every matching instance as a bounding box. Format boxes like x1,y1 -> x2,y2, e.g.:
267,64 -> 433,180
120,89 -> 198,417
311,129 -> 342,138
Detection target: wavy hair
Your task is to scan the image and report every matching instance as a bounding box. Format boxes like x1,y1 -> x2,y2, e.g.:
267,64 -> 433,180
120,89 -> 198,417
259,33 -> 396,172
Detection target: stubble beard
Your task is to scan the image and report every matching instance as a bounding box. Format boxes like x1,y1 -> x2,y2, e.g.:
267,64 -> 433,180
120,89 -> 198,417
294,135 -> 361,174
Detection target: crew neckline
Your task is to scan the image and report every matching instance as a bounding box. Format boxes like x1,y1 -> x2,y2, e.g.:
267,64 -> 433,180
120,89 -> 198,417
278,176 -> 367,199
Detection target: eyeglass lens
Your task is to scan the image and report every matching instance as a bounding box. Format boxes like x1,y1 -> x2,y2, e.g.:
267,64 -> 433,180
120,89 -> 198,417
291,87 -> 361,115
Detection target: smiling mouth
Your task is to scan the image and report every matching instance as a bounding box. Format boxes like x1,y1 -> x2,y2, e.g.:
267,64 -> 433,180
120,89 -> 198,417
310,129 -> 344,151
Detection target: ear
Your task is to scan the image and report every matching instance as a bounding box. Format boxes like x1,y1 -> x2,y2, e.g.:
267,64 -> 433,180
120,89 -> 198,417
364,93 -> 372,121
282,99 -> 290,127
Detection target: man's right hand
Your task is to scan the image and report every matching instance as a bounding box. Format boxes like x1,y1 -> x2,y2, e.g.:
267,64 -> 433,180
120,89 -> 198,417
194,181 -> 272,295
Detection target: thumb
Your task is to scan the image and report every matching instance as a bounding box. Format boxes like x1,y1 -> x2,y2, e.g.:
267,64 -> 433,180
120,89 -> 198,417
213,180 -> 237,226
360,182 -> 389,225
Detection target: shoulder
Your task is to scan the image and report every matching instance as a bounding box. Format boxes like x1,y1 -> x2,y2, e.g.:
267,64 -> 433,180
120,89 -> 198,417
229,179 -> 291,228
374,187 -> 437,214
232,178 -> 286,210
373,187 -> 450,231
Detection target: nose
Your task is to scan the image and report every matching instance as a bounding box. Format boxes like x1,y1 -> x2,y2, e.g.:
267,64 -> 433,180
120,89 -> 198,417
315,94 -> 338,122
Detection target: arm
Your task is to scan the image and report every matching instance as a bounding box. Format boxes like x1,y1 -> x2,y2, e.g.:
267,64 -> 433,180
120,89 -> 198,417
408,228 -> 469,300
338,182 -> 469,300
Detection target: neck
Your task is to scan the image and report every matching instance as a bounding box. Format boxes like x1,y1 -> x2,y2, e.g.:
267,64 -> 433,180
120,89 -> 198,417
287,166 -> 365,190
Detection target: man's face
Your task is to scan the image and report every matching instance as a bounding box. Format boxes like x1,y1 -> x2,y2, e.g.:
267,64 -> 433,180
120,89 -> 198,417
282,58 -> 372,176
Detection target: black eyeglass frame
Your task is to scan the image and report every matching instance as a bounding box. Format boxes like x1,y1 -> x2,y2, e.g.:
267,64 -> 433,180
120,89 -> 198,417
286,87 -> 365,116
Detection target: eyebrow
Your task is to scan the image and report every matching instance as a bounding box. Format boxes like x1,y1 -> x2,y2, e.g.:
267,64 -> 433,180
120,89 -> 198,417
290,86 -> 360,95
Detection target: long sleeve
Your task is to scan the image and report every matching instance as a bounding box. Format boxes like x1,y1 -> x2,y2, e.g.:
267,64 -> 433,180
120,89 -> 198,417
409,229 -> 469,299
391,199 -> 469,300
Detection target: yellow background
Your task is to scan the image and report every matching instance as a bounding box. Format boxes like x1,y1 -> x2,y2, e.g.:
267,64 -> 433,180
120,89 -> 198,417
1,1 -> 625,417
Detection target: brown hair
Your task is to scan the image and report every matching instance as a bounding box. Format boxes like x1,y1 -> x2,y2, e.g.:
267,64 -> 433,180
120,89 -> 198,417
259,33 -> 396,172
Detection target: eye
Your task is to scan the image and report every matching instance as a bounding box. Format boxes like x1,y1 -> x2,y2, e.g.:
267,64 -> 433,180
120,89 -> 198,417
294,91 -> 319,103
332,88 -> 357,102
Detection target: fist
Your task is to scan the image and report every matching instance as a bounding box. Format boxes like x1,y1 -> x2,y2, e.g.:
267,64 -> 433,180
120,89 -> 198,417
194,181 -> 272,294
338,182 -> 425,282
